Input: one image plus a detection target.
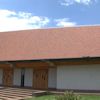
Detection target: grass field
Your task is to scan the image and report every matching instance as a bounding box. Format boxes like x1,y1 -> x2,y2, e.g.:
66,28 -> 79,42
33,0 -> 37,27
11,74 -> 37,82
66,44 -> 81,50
26,94 -> 100,100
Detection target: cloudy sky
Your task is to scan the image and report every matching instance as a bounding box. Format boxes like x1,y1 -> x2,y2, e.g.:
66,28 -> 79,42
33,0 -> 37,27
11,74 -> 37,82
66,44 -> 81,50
0,0 -> 99,31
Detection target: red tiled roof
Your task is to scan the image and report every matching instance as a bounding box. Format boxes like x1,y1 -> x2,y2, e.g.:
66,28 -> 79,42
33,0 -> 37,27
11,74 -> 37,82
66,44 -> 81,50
0,26 -> 100,61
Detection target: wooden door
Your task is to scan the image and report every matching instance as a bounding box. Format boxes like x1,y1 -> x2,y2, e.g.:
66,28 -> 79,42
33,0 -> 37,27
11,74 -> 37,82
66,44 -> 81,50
3,68 -> 13,86
33,69 -> 48,89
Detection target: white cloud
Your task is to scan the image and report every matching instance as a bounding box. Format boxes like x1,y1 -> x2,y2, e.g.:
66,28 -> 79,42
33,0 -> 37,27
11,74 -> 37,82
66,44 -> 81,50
0,9 -> 50,32
55,18 -> 77,27
60,0 -> 97,6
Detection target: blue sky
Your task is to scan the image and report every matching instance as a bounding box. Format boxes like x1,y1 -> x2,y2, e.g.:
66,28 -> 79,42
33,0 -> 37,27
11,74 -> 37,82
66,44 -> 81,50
0,0 -> 100,31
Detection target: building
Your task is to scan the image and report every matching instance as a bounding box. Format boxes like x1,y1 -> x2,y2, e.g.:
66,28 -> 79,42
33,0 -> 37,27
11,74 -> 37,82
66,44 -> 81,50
0,25 -> 100,91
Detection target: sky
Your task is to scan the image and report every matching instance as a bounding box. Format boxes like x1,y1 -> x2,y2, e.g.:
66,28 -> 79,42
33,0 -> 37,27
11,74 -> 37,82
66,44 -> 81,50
0,0 -> 100,32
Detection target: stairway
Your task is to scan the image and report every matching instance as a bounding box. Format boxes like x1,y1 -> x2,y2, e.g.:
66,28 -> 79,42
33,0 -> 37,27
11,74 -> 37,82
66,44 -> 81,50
0,87 -> 35,100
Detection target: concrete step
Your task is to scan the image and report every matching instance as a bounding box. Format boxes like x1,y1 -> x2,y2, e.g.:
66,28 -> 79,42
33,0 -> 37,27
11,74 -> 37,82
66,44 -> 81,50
0,92 -> 32,97
0,88 -> 34,93
32,91 -> 47,97
0,94 -> 32,100
0,91 -> 32,95
0,93 -> 32,98
0,96 -> 21,100
2,87 -> 35,91
0,94 -> 24,99
0,87 -> 36,100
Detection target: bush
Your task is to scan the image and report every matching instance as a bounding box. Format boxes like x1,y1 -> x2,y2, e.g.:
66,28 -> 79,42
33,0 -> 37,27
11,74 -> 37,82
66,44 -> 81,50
55,91 -> 82,100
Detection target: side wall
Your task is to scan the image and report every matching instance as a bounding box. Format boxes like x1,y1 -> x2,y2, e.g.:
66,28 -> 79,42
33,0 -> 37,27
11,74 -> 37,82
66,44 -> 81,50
24,68 -> 33,87
0,69 -> 3,85
57,64 -> 100,90
48,68 -> 57,88
13,68 -> 21,86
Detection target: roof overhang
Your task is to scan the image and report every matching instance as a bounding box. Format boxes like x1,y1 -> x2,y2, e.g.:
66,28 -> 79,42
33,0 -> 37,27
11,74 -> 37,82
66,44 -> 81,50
0,56 -> 100,67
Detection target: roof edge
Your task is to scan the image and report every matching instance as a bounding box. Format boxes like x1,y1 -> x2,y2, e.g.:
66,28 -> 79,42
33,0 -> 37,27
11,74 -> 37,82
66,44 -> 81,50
0,56 -> 100,62
0,24 -> 100,33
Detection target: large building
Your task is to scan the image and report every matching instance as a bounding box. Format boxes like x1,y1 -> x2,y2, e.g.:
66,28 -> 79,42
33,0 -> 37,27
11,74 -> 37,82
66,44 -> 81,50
0,25 -> 100,91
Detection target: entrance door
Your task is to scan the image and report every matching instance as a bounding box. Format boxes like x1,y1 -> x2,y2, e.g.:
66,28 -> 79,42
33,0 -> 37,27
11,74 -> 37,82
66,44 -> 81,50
33,69 -> 48,89
3,68 -> 13,86
13,68 -> 33,87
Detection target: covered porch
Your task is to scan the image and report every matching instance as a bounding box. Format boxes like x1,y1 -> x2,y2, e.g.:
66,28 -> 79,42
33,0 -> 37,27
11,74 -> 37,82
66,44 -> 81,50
1,57 -> 100,91
0,60 -> 57,90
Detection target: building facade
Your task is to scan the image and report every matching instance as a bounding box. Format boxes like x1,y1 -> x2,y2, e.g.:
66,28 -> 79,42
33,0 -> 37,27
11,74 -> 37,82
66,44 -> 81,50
0,26 -> 100,91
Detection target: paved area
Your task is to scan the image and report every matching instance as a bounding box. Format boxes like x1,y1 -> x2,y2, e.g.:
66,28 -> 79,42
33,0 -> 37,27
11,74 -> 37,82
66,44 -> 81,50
0,87 -> 36,100
1,87 -> 100,100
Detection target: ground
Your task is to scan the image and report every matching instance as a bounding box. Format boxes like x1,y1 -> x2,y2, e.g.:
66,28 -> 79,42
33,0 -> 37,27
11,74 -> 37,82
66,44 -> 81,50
26,95 -> 100,100
0,87 -> 100,100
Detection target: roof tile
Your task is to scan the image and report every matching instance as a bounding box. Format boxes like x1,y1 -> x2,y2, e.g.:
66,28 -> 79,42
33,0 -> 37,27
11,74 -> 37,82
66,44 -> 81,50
0,26 -> 100,61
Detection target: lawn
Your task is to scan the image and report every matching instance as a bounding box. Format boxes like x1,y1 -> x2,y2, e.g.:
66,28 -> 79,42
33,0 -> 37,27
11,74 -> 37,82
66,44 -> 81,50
26,94 -> 100,100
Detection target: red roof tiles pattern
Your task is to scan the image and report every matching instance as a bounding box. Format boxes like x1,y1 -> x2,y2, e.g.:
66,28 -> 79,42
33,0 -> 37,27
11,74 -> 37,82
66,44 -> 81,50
0,26 -> 100,61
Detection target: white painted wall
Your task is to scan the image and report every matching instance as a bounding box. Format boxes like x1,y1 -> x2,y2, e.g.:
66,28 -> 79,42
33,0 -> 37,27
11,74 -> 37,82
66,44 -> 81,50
57,65 -> 100,90
48,68 -> 57,88
0,69 -> 3,85
13,68 -> 21,86
24,68 -> 33,87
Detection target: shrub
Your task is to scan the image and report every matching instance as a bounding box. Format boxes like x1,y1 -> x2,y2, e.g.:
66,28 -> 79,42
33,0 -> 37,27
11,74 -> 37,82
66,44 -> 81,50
55,91 -> 82,100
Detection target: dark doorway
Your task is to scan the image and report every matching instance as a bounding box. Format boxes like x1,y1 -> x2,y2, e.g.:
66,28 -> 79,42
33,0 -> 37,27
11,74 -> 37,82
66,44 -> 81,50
21,68 -> 25,87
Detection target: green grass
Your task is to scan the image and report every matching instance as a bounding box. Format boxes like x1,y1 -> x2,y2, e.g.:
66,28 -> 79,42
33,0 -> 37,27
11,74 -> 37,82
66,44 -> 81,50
26,94 -> 100,100
82,95 -> 100,100
26,95 -> 55,100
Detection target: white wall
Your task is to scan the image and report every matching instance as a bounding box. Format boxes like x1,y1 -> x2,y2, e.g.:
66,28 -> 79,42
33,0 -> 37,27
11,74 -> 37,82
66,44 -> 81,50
57,65 -> 100,90
0,69 -> 3,85
48,68 -> 57,88
24,68 -> 33,87
13,68 -> 21,86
